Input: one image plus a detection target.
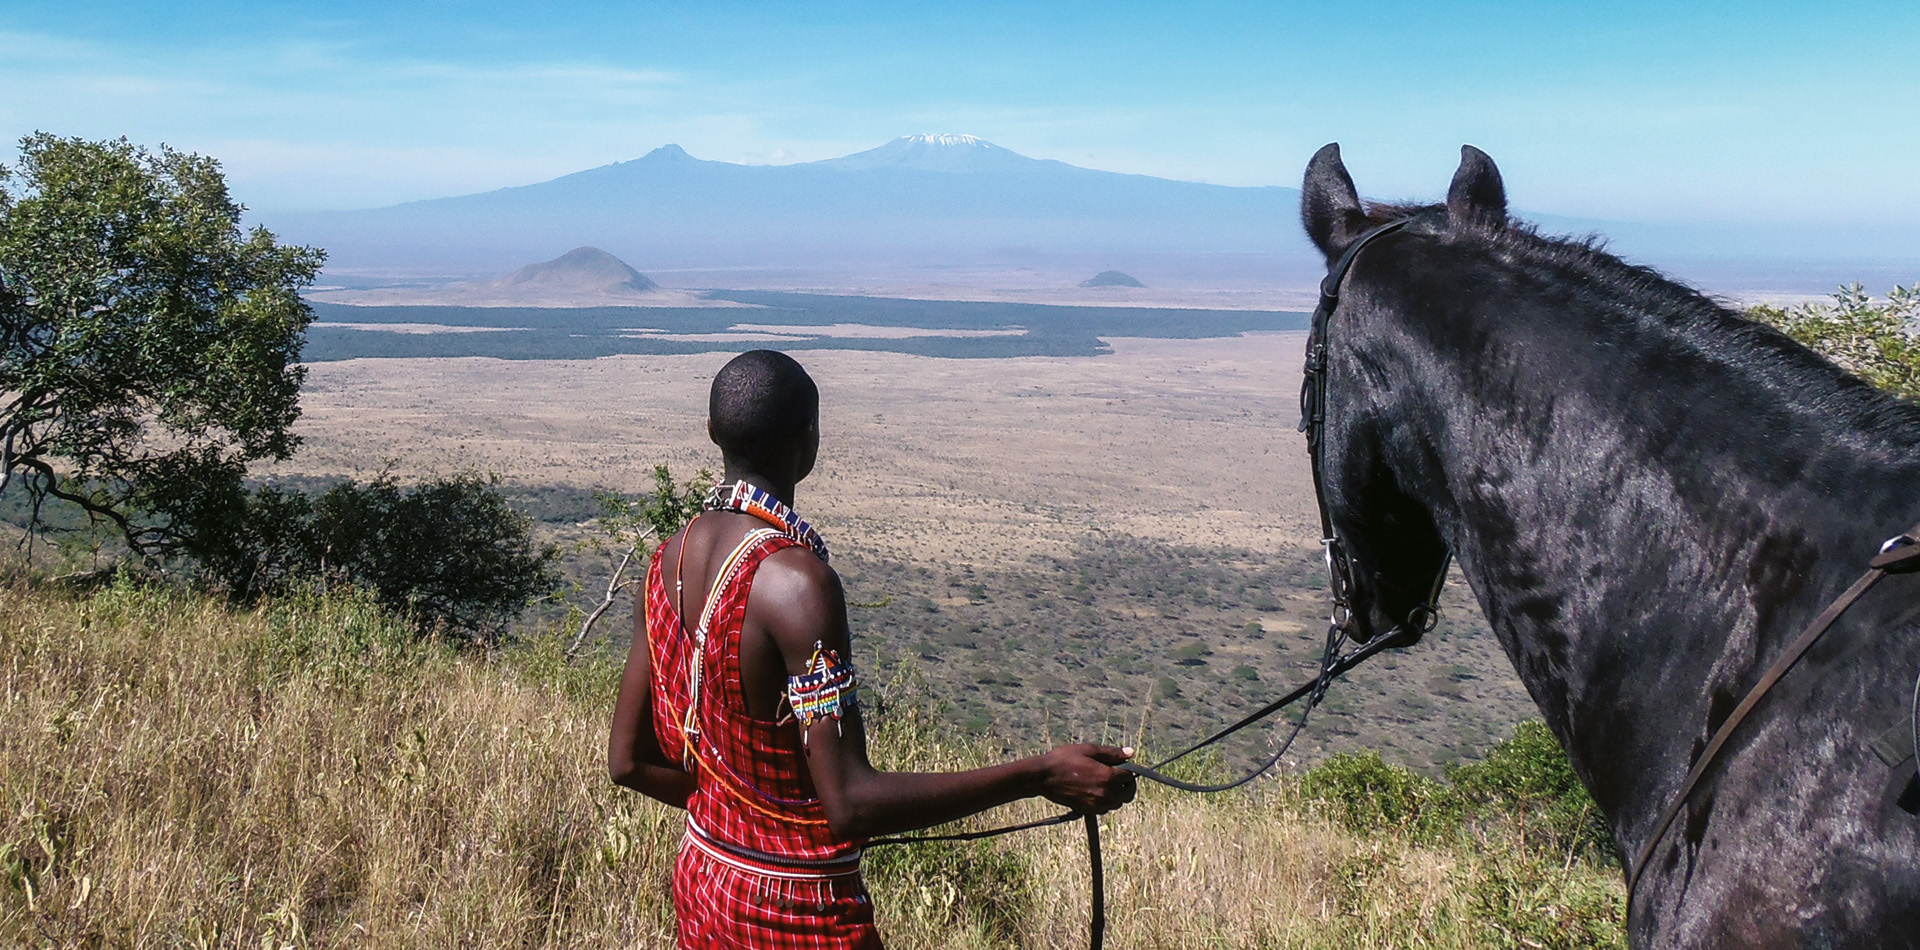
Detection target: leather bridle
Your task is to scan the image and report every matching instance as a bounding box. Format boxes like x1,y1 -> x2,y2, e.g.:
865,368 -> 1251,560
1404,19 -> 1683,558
1297,217 -> 1453,648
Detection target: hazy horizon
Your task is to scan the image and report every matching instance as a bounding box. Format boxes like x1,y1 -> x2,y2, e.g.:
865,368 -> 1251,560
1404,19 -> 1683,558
3,2 -> 1916,226
5,1 -> 1918,292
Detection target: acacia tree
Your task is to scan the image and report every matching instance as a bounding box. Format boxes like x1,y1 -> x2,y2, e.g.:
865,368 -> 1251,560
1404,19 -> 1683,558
0,134 -> 321,557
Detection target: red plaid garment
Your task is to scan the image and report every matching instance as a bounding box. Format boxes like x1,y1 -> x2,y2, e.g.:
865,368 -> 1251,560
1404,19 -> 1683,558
648,532 -> 882,949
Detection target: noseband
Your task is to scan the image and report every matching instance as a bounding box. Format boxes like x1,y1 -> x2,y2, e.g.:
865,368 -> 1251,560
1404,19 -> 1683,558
1298,218 -> 1452,644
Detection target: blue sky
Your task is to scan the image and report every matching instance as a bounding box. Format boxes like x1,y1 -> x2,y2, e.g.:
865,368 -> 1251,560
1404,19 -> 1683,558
3,0 -> 1917,230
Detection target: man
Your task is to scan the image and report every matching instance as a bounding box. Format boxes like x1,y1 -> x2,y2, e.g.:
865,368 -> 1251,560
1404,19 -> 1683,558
609,349 -> 1136,948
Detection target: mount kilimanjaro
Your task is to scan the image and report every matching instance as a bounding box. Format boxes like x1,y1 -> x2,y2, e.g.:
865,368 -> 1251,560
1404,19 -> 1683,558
268,135 -> 1311,278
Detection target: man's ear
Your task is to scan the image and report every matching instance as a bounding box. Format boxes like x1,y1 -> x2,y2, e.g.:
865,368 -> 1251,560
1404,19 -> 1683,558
1301,143 -> 1370,260
707,418 -> 719,447
1446,145 -> 1506,225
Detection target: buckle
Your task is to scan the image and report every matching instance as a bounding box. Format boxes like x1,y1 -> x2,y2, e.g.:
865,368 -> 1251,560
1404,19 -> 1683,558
1872,534 -> 1920,573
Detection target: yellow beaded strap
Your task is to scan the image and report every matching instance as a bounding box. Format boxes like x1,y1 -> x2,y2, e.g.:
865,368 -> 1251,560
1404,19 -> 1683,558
675,527 -> 831,827
679,528 -> 785,768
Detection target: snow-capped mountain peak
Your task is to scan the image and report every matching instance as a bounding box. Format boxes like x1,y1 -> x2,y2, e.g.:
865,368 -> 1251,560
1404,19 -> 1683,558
900,133 -> 991,147
810,133 -> 1046,174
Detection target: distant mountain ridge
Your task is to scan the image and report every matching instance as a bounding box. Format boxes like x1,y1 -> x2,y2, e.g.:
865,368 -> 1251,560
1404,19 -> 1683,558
810,134 -> 1068,174
267,135 -> 1310,276
263,135 -> 1918,294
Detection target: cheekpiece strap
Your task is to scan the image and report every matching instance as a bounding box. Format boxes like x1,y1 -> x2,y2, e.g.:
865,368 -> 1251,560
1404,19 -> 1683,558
704,480 -> 831,563
786,640 -> 858,747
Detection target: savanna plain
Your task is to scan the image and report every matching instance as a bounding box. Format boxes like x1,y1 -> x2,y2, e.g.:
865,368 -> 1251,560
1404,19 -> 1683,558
3,331 -> 1626,948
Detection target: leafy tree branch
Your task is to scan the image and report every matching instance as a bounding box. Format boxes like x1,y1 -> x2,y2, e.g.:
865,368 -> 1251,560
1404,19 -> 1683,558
0,133 -> 321,559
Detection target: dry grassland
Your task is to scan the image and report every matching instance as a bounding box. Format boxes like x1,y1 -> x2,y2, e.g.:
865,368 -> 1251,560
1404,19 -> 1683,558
1,581 -> 1623,949
269,332 -> 1332,567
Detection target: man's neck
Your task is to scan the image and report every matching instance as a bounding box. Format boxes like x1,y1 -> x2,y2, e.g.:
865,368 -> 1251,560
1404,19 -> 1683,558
721,465 -> 798,509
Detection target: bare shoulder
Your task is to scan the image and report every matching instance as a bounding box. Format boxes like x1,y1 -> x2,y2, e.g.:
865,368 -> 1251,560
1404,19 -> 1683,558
746,546 -> 849,660
752,544 -> 843,603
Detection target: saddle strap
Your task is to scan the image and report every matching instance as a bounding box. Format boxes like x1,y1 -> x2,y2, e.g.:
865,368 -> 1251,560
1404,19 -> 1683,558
1626,519 -> 1920,911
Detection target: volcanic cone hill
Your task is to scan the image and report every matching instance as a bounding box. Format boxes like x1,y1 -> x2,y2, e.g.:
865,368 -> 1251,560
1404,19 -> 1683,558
502,246 -> 658,294
304,247 -> 744,308
1081,270 -> 1146,288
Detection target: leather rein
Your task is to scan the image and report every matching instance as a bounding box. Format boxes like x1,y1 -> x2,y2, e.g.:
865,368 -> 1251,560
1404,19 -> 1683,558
867,217 -> 1451,949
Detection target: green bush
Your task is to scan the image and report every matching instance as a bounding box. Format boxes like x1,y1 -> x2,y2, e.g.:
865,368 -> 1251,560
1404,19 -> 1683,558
864,839 -> 1033,944
1299,751 -> 1458,839
1300,721 -> 1616,863
1748,284 -> 1920,398
1447,720 -> 1617,864
1468,852 -> 1626,950
249,583 -> 436,685
204,471 -> 559,644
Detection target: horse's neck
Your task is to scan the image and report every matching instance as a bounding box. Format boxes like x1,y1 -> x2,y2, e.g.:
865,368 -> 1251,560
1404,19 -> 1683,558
1392,302 -> 1920,829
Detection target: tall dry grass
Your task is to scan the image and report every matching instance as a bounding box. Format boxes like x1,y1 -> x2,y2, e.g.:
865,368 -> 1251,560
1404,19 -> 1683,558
1,579 -> 1621,948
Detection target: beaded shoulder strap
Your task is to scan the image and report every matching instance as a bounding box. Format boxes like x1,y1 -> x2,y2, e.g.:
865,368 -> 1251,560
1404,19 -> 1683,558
680,527 -> 787,761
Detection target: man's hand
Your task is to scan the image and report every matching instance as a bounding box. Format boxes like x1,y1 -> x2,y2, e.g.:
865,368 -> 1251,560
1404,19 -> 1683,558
1037,744 -> 1138,814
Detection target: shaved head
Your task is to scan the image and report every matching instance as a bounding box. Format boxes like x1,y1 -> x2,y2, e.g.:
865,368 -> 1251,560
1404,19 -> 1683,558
709,350 -> 819,470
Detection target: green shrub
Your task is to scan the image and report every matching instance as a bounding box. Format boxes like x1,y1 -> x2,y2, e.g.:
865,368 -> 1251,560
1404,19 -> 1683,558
1748,284 -> 1920,398
865,838 -> 1033,945
205,471 -> 559,644
248,583 -> 438,685
1468,851 -> 1626,950
502,625 -> 623,703
1448,721 -> 1617,864
1299,750 -> 1459,839
1301,721 -> 1617,864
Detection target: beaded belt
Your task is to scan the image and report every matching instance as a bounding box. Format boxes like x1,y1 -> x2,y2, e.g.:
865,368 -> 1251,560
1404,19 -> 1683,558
684,819 -> 864,881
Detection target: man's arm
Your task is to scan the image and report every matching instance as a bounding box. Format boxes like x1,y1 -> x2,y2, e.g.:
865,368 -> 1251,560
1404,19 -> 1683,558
608,584 -> 697,807
748,549 -> 1136,840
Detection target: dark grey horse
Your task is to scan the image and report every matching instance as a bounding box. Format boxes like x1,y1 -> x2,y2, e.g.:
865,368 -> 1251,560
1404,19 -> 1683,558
1299,142 -> 1920,947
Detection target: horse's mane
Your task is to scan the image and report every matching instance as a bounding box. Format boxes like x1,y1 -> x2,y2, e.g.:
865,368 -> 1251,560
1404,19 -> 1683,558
1363,202 -> 1920,448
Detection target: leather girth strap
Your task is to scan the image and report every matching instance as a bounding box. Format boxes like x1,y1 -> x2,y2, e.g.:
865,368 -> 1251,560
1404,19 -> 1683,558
1625,520 -> 1920,912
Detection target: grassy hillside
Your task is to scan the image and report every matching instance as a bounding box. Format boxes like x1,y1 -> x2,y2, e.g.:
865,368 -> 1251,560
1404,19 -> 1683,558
1,579 -> 1621,948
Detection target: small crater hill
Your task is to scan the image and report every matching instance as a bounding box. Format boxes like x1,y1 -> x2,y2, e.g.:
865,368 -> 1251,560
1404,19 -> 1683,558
503,246 -> 658,294
1080,270 -> 1146,288
302,246 -> 744,308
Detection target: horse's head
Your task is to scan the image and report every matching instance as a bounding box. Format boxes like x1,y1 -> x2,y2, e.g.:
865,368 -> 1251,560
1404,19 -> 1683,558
1293,143 -> 1503,645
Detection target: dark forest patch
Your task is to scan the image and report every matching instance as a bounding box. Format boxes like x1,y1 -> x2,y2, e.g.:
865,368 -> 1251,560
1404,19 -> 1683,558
300,294 -> 1307,361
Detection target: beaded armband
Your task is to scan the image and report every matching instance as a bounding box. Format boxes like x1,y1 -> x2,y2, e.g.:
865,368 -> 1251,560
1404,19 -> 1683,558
786,641 -> 858,746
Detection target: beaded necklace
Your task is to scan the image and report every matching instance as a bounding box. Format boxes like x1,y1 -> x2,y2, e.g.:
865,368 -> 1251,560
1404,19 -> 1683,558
702,480 -> 830,563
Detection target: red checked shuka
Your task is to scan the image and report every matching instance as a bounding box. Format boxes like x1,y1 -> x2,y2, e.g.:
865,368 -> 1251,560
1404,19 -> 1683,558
646,527 -> 882,949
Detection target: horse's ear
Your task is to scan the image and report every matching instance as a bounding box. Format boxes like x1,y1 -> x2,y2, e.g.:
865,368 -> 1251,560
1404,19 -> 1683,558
1301,143 -> 1370,259
1447,145 -> 1507,224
